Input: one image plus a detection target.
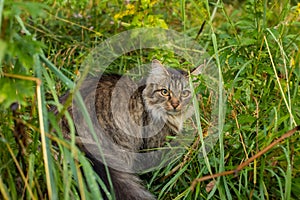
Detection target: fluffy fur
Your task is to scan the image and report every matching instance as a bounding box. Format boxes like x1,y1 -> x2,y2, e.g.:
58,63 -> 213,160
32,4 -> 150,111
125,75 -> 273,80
59,60 -> 200,199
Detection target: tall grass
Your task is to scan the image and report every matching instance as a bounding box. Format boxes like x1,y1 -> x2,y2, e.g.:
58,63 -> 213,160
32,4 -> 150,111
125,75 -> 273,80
0,0 -> 299,199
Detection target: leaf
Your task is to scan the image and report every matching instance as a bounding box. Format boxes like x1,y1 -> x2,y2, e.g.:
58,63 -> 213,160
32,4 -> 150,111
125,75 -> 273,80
4,1 -> 49,19
238,114 -> 257,125
0,77 -> 34,109
0,40 -> 7,72
240,38 -> 257,46
206,180 -> 216,192
6,34 -> 46,74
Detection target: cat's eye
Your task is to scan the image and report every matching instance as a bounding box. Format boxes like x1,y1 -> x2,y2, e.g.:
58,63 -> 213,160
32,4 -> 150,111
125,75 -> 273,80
181,90 -> 190,97
160,89 -> 170,96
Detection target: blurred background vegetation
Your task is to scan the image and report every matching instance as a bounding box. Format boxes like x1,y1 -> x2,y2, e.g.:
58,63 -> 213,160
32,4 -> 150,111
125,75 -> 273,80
0,0 -> 299,199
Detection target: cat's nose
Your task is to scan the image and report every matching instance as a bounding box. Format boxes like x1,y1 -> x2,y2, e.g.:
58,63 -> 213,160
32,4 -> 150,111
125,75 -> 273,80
171,99 -> 180,109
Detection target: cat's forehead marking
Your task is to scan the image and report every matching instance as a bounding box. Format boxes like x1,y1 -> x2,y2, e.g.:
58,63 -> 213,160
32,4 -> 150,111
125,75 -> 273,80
147,65 -> 191,93
166,72 -> 189,94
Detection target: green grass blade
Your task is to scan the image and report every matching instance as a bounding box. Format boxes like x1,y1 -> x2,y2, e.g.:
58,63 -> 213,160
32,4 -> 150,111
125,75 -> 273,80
266,168 -> 284,199
0,175 -> 10,200
264,34 -> 296,127
158,164 -> 188,200
34,54 -> 58,200
282,145 -> 292,200
73,91 -> 114,200
0,0 -> 3,35
39,54 -> 75,89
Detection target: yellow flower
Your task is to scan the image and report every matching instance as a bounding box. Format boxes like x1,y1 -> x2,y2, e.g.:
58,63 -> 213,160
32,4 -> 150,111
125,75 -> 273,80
126,3 -> 135,10
114,13 -> 123,20
290,57 -> 295,68
114,3 -> 136,20
149,0 -> 159,7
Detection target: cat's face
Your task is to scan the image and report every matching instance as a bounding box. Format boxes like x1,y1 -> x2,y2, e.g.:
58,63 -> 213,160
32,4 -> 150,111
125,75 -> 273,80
143,60 -> 198,122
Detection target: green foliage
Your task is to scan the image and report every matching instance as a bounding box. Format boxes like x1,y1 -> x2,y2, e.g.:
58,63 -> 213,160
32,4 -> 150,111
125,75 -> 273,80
0,0 -> 299,199
113,0 -> 168,28
0,1 -> 47,108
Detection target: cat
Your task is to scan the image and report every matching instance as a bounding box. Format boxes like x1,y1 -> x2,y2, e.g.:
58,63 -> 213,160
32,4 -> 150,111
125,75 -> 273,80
58,59 -> 201,200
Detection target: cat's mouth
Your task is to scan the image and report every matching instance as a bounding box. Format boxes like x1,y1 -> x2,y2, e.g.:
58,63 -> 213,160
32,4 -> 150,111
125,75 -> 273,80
166,109 -> 181,115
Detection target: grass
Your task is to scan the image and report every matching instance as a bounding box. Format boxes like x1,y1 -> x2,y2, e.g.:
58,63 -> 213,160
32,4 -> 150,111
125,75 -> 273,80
0,0 -> 300,199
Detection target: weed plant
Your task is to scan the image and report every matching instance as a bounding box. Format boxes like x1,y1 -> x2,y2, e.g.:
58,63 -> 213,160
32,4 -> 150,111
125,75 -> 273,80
0,0 -> 299,199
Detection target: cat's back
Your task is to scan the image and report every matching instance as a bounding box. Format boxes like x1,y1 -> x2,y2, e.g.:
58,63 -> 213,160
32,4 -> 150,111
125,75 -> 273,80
90,74 -> 144,151
80,74 -> 124,96
79,74 -> 138,108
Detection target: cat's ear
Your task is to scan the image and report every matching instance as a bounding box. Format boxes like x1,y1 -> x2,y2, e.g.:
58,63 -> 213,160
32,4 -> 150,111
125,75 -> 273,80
151,59 -> 169,76
152,59 -> 163,67
187,63 -> 204,88
190,63 -> 204,76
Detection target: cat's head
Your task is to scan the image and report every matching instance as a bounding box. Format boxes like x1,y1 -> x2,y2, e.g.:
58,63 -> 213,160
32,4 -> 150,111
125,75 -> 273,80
143,60 -> 201,128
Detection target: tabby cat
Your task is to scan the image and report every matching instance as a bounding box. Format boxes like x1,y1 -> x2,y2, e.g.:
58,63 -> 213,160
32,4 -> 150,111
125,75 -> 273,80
59,59 -> 200,200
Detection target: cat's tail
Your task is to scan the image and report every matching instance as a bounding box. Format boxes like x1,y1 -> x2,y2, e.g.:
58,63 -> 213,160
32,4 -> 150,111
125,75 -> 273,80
84,150 -> 156,200
110,169 -> 155,200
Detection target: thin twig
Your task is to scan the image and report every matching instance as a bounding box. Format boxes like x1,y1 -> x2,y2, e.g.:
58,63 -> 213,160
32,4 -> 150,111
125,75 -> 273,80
191,125 -> 300,190
162,135 -> 201,181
